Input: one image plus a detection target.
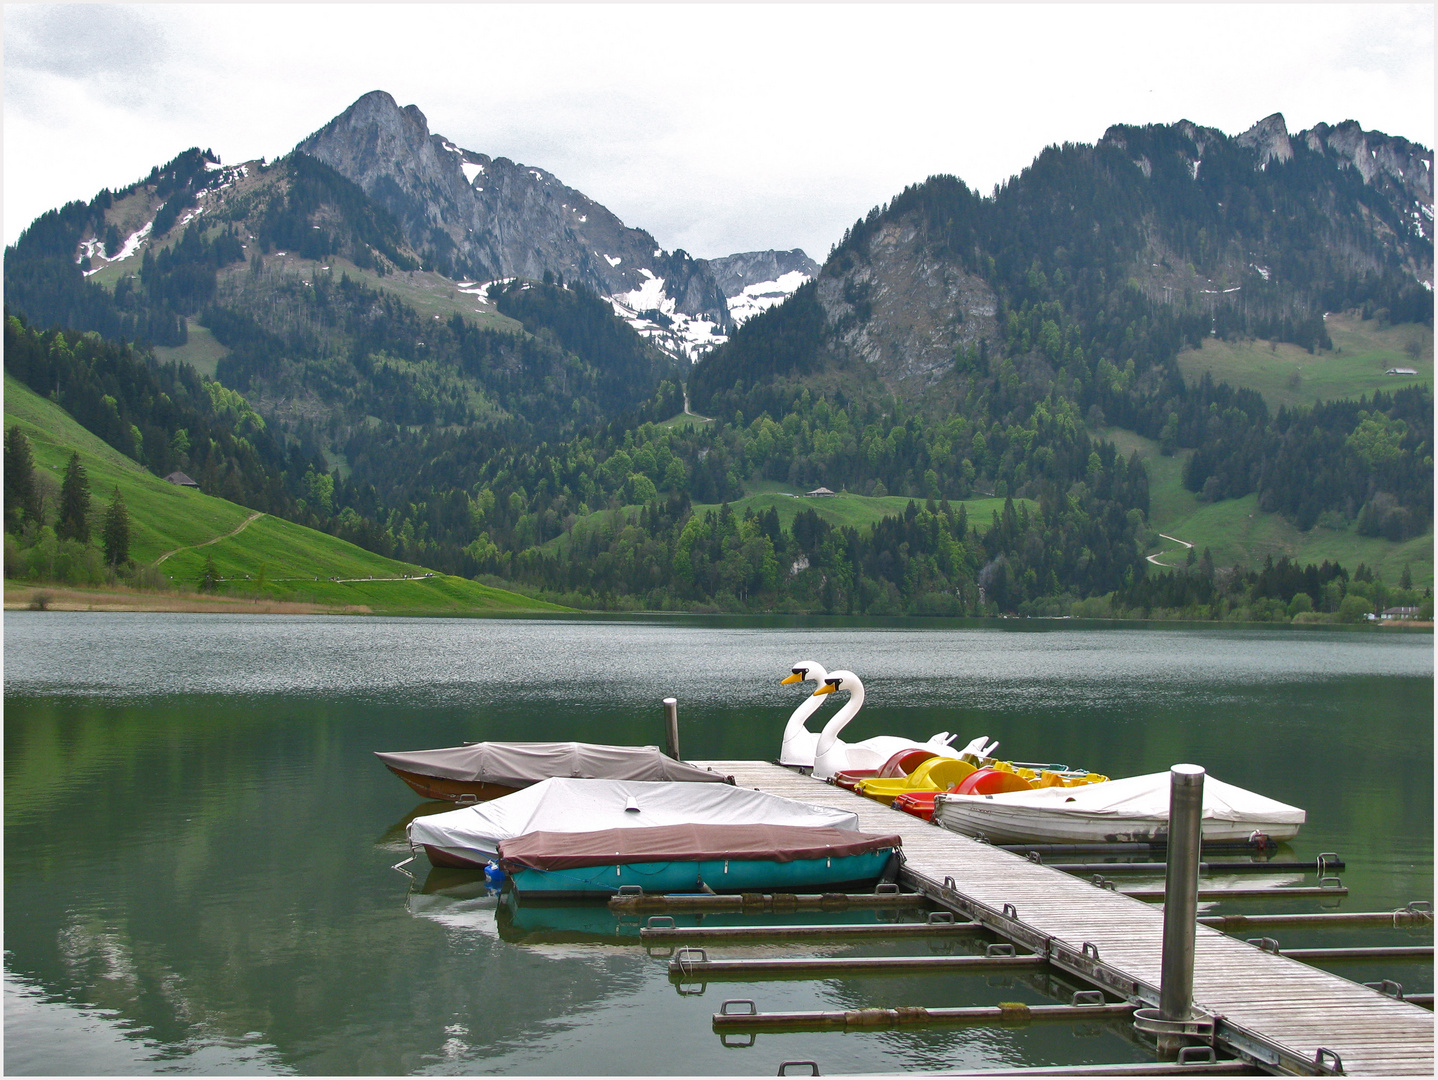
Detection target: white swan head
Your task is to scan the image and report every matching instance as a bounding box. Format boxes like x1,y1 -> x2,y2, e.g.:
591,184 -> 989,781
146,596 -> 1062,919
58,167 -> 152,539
781,660 -> 827,687
778,660 -> 830,768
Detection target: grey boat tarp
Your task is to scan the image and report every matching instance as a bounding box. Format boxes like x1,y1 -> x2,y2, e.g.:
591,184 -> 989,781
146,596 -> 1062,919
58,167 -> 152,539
408,777 -> 864,864
374,740 -> 731,787
498,823 -> 903,872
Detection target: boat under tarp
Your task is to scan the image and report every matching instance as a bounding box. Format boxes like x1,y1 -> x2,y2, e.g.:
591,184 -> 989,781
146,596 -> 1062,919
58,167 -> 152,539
932,771 -> 1305,845
408,776 -> 863,869
375,741 -> 732,802
498,823 -> 903,897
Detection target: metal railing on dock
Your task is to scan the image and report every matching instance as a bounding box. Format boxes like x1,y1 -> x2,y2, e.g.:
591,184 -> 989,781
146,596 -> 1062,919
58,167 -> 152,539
712,993 -> 1135,1033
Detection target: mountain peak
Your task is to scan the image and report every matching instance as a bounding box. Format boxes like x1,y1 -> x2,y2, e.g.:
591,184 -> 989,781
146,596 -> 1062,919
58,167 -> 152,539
1236,112 -> 1294,166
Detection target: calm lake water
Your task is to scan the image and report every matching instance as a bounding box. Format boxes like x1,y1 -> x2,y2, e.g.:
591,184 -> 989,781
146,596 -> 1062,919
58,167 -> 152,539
4,613 -> 1432,1075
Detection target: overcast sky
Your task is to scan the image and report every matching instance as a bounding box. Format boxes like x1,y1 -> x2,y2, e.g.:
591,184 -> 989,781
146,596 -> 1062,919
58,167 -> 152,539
4,3 -> 1433,259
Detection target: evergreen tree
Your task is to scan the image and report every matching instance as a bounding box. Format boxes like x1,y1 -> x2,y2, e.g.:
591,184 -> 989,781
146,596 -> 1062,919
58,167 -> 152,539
197,552 -> 220,592
101,486 -> 130,567
57,452 -> 91,543
4,425 -> 40,531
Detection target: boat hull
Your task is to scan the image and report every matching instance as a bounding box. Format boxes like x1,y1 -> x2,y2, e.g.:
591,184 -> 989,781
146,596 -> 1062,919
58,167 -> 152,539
931,770 -> 1305,846
506,850 -> 897,898
932,804 -> 1301,845
385,764 -> 522,804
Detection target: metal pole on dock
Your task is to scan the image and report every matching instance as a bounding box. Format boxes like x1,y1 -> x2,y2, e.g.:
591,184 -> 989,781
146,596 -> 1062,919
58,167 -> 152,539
662,697 -> 680,759
1157,763 -> 1204,1056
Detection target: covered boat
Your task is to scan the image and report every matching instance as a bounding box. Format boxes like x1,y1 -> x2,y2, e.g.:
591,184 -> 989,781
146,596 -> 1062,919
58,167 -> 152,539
408,776 -> 862,869
375,740 -> 731,802
931,771 -> 1305,845
498,823 -> 903,897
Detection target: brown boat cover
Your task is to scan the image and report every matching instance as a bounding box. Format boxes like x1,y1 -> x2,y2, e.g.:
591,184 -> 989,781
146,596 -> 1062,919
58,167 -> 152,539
374,741 -> 730,787
497,823 -> 902,872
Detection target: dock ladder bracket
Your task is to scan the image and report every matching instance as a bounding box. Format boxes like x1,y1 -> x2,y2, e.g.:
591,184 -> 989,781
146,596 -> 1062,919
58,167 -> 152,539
1313,1047 -> 1345,1075
1318,877 -> 1344,908
644,915 -> 677,958
1363,979 -> 1404,999
777,1062 -> 820,1076
718,1000 -> 757,1048
1246,937 -> 1282,954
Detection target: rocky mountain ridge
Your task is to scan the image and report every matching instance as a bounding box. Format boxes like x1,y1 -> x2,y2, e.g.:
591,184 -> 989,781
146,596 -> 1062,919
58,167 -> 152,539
759,113 -> 1435,398
296,91 -> 815,360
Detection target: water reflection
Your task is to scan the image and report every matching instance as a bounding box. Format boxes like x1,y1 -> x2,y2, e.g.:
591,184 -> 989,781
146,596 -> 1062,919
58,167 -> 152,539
4,613 -> 1430,1075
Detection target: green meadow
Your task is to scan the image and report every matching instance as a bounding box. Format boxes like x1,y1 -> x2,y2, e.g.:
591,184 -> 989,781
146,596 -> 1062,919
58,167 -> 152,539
1176,313 -> 1431,410
4,375 -> 564,613
542,478 -> 1033,559
1099,423 -> 1433,588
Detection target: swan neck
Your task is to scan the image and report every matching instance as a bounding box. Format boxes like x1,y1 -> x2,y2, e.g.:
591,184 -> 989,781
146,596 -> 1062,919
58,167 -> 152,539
814,685 -> 864,755
783,692 -> 827,737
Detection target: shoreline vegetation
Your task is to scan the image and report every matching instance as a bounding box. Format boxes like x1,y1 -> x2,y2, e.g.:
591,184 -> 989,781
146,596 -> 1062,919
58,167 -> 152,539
5,577 -> 1431,628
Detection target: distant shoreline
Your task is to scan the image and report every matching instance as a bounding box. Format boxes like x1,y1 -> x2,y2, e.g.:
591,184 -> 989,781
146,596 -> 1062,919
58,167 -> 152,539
4,581 -> 1431,630
4,582 -> 370,615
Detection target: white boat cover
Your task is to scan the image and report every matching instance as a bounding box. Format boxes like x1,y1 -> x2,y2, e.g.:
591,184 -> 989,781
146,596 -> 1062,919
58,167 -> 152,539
932,771 -> 1305,844
499,824 -> 902,871
375,741 -> 729,786
409,777 -> 862,863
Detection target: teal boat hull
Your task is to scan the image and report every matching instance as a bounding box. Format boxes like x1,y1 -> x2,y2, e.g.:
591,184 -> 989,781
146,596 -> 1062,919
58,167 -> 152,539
507,850 -> 895,898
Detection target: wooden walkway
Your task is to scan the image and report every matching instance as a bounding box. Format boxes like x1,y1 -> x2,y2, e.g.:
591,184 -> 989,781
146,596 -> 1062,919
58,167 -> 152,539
695,761 -> 1434,1076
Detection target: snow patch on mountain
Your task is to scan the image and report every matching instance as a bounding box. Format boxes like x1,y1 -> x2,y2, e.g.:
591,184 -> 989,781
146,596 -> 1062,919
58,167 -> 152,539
726,269 -> 812,326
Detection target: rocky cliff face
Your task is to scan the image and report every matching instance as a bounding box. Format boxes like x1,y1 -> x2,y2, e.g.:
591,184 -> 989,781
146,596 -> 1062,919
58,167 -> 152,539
812,222 -> 999,393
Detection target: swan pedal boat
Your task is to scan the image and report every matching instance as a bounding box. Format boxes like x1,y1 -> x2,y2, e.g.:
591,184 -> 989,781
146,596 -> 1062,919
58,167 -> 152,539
375,740 -> 731,803
931,770 -> 1305,845
790,667 -> 958,778
408,776 -> 867,870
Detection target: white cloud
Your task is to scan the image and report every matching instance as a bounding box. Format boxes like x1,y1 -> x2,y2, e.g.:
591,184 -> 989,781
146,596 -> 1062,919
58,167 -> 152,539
4,3 -> 1432,256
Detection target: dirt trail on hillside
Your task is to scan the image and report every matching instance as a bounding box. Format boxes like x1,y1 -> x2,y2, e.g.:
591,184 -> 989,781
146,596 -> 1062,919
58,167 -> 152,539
1145,533 -> 1194,568
153,511 -> 264,565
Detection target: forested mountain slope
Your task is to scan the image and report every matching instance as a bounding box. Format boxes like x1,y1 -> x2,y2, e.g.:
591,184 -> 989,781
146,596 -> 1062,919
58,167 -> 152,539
4,109 -> 1430,619
690,113 -> 1432,554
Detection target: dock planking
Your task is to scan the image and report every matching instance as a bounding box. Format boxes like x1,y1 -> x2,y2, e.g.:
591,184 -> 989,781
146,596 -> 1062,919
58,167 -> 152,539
694,760 -> 1434,1076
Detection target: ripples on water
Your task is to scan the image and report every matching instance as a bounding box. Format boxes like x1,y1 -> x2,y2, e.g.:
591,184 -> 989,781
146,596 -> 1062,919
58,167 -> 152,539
5,613 -> 1431,709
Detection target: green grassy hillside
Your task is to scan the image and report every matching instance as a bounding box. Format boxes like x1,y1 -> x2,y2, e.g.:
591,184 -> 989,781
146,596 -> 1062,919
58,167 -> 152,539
541,481 -> 1033,558
1099,424 -> 1433,588
4,374 -> 566,613
1176,314 -> 1432,410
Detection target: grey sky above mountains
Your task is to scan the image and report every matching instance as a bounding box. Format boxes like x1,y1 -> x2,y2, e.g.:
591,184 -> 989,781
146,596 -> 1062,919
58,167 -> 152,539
5,3 -> 1433,259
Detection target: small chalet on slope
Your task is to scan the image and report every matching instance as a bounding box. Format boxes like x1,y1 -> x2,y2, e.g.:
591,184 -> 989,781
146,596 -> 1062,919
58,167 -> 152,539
164,471 -> 200,491
804,487 -> 836,497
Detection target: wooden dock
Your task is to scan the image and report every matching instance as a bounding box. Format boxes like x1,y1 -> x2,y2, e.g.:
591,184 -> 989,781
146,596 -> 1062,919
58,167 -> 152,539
694,761 -> 1434,1076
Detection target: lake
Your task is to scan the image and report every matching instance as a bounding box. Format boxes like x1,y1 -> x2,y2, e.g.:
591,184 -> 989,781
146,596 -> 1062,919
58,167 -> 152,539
4,613 -> 1432,1074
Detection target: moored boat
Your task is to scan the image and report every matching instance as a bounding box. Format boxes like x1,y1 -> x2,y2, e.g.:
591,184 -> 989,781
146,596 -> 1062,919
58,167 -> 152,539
375,740 -> 731,803
407,776 -> 863,869
497,823 -> 903,898
931,770 -> 1305,844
